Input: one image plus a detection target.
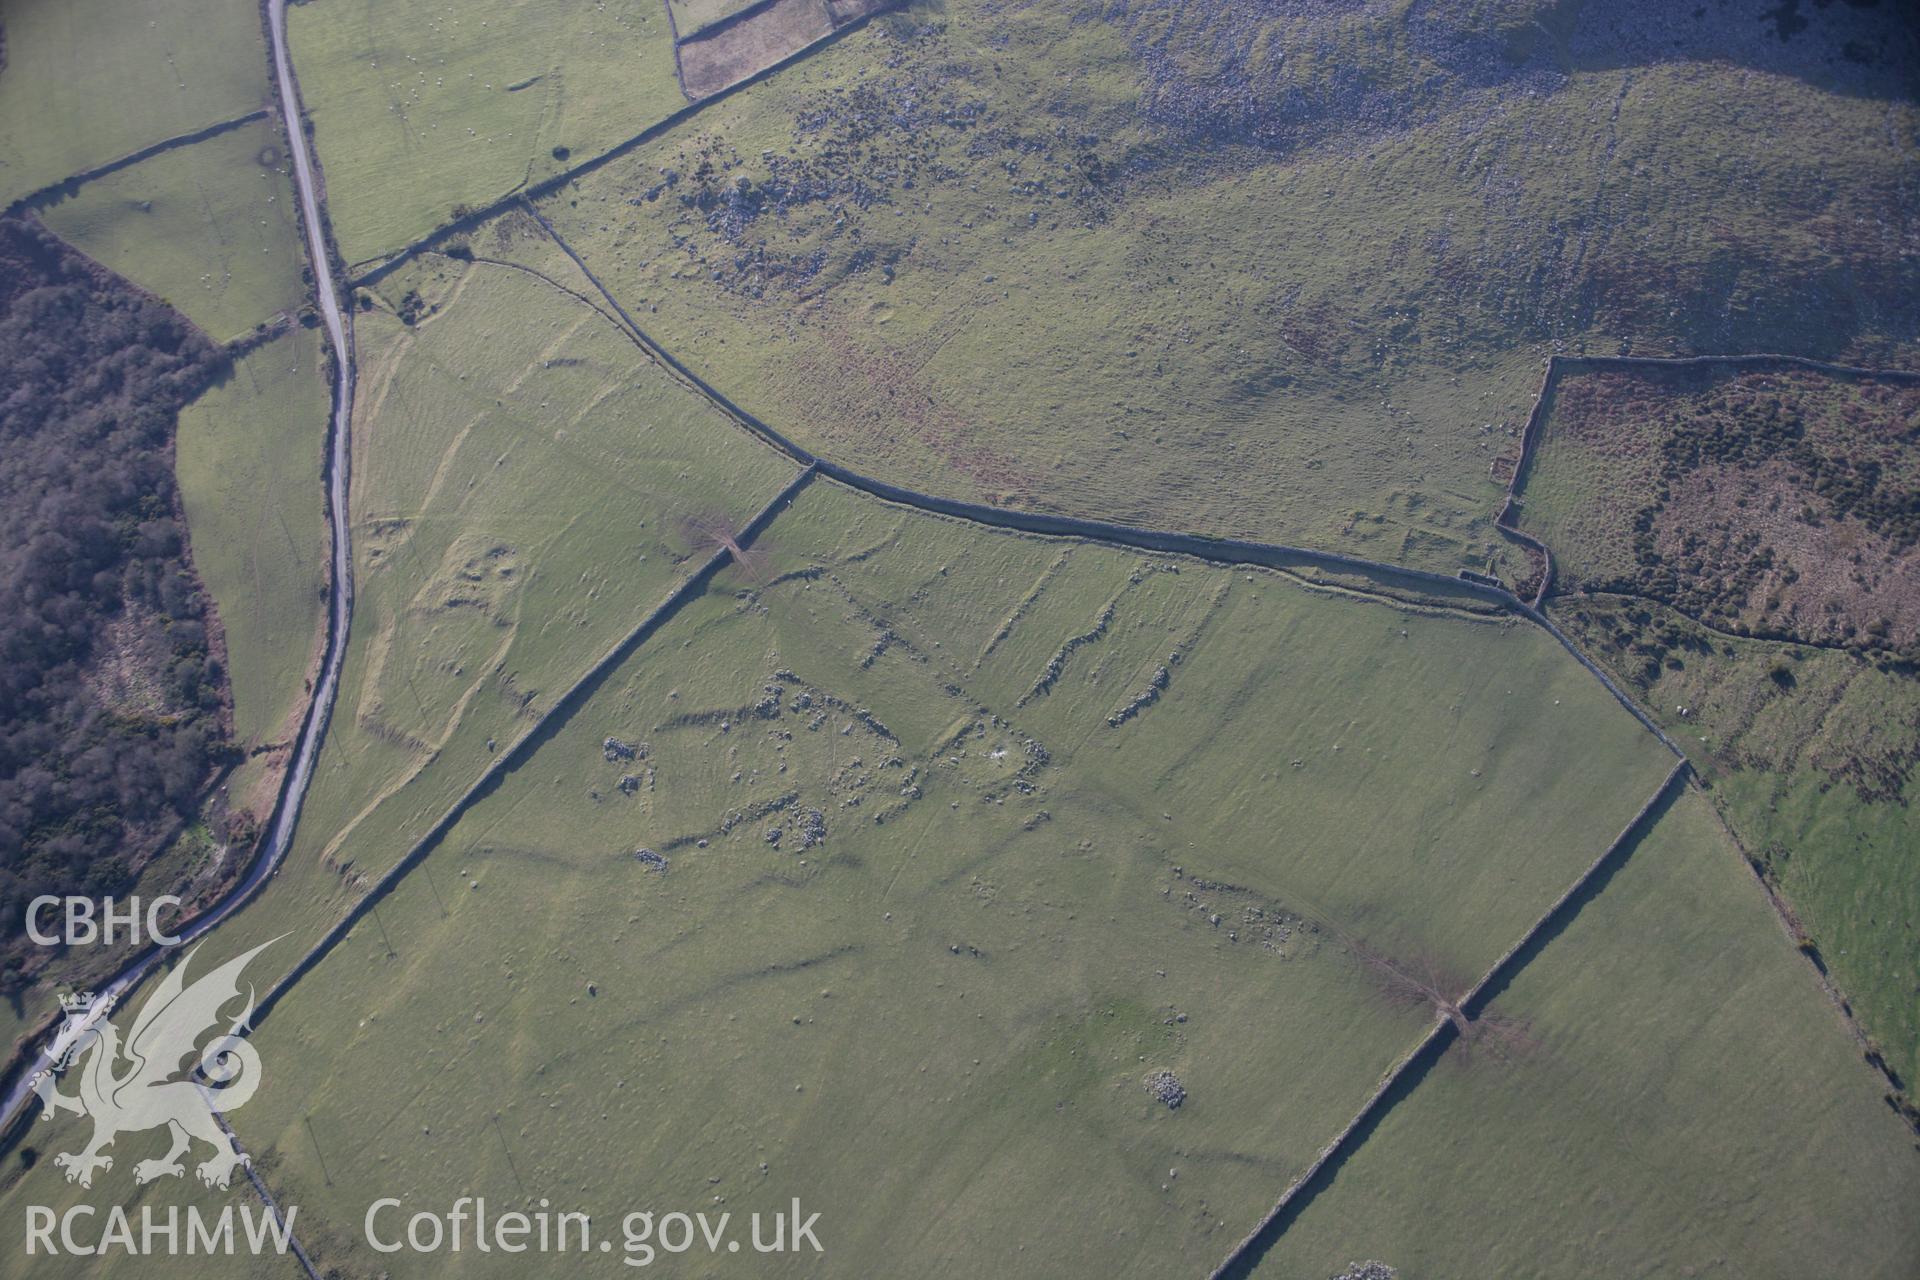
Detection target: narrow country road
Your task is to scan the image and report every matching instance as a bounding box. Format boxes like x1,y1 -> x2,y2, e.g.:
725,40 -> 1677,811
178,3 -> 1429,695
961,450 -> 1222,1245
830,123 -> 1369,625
0,0 -> 355,1127
253,0 -> 356,907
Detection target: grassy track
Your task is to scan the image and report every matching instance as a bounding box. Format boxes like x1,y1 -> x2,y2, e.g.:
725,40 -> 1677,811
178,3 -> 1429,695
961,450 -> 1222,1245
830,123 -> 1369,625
1246,785 -> 1920,1279
0,0 -> 269,207
39,117 -> 307,342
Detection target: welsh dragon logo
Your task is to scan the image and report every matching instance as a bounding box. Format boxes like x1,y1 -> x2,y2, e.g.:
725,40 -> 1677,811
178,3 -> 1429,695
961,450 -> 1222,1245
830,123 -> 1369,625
30,940 -> 276,1190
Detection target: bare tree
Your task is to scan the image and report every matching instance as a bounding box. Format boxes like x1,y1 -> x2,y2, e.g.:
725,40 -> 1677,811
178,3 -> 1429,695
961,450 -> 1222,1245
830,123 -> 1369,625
1342,930 -> 1539,1063
1347,932 -> 1470,1033
680,511 -> 771,584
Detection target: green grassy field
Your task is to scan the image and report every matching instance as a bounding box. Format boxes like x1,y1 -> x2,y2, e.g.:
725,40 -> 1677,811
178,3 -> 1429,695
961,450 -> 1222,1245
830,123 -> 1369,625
1548,593 -> 1920,1096
55,477 -> 1678,1278
175,325 -> 331,809
38,118 -> 308,342
527,0 -> 1918,576
286,0 -> 686,266
1250,785 -> 1920,1279
0,0 -> 269,207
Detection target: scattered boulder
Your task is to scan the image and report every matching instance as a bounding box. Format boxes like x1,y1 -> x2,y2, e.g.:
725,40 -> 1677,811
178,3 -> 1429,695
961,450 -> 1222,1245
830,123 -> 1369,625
604,737 -> 639,762
794,808 -> 827,849
634,848 -> 668,872
1143,1069 -> 1186,1110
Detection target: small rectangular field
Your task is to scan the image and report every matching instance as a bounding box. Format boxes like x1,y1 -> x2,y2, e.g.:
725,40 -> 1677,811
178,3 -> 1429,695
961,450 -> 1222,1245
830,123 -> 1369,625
0,0 -> 269,206
668,0 -> 774,40
284,0 -> 685,264
675,0 -> 895,100
677,0 -> 834,100
175,325 -> 332,816
38,117 -> 307,341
